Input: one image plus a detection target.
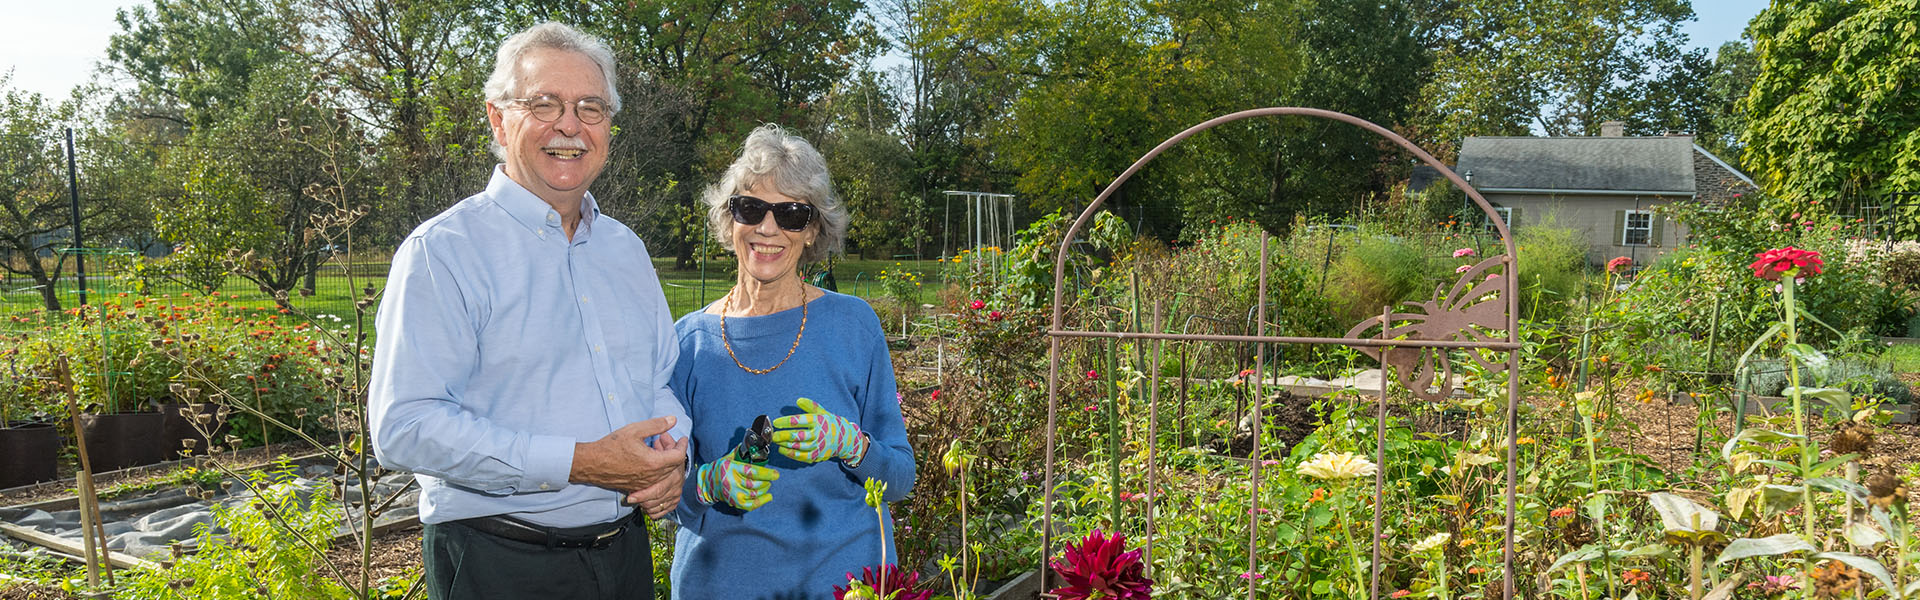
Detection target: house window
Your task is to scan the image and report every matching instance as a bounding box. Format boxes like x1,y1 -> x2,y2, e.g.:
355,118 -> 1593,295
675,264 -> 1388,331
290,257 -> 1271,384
1492,207 -> 1512,225
1621,210 -> 1654,246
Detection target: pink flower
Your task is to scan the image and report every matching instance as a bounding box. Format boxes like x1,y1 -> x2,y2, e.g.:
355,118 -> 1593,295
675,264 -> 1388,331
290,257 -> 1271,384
834,565 -> 931,600
1391,590 -> 1412,599
1086,369 -> 1098,380
1454,264 -> 1472,274
1605,256 -> 1633,274
988,310 -> 1003,321
1084,405 -> 1099,412
969,300 -> 985,310
1051,530 -> 1154,600
1239,572 -> 1263,580
931,390 -> 941,401
1452,247 -> 1477,258
1749,246 -> 1824,280
1246,507 -> 1270,515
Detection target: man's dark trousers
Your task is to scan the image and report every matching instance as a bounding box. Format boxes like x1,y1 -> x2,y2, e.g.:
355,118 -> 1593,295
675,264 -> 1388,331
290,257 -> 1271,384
424,517 -> 655,599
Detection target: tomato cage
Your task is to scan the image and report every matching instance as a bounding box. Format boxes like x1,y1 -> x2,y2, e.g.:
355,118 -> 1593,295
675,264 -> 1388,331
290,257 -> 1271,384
1038,108 -> 1522,599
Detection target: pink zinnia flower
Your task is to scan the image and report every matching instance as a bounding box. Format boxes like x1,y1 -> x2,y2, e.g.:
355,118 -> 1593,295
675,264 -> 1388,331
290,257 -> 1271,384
1086,369 -> 1098,379
1605,256 -> 1633,273
1240,572 -> 1264,580
969,300 -> 985,310
1748,246 -> 1824,280
1455,264 -> 1472,274
988,310 -> 1003,321
834,565 -> 931,600
1452,247 -> 1477,258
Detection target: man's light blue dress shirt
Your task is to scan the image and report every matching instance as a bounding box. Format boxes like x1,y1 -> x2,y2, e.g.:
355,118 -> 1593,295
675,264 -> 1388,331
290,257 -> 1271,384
369,167 -> 691,528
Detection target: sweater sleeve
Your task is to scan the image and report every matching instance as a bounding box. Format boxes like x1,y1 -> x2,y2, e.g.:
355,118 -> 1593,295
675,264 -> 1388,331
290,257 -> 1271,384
840,302 -> 916,503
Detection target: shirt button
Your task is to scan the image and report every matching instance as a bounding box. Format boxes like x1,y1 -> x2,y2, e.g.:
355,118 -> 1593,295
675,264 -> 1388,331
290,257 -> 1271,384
606,393 -> 615,400
595,345 -> 604,353
581,295 -> 591,303
539,483 -> 550,490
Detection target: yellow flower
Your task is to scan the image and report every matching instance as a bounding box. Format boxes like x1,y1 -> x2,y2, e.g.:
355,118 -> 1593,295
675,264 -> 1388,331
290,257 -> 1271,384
1297,451 -> 1379,481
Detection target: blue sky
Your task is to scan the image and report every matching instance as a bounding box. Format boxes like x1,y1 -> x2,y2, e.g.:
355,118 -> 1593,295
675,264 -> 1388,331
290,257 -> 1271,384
1,0 -> 1773,103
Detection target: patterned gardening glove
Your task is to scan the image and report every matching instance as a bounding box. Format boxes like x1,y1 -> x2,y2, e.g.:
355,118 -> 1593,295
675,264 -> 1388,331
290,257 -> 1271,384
695,451 -> 780,511
769,397 -> 871,466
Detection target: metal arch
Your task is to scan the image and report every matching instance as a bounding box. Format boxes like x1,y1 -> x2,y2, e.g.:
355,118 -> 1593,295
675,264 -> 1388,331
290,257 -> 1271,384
1040,107 -> 1524,600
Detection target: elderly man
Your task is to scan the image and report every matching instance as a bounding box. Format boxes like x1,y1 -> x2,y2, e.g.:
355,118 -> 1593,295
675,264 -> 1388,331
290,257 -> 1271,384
369,22 -> 689,600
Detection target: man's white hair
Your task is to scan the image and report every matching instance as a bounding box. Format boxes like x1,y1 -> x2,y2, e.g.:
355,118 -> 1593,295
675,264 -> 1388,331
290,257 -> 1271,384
483,22 -> 621,159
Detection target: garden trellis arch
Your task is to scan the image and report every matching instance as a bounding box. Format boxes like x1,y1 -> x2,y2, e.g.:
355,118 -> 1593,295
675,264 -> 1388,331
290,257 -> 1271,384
1041,107 -> 1523,599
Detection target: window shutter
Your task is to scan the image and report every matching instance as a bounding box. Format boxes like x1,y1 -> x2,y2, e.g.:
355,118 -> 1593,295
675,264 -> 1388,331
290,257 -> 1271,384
1650,215 -> 1665,247
1612,210 -> 1626,246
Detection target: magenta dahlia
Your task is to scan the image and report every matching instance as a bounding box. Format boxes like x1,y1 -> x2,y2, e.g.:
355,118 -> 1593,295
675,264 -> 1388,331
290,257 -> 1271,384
832,564 -> 930,600
1049,530 -> 1154,600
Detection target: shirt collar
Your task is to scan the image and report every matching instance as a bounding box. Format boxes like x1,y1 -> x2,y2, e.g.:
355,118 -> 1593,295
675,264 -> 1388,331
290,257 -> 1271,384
486,165 -> 599,240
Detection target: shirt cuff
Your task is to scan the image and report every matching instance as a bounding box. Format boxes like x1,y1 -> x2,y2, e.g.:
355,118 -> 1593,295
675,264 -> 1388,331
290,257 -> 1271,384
524,434 -> 575,493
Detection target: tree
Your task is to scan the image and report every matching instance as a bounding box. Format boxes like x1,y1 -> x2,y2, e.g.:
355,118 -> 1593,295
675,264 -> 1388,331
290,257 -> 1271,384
1415,0 -> 1705,155
1740,0 -> 1920,238
1697,40 -> 1759,162
153,59 -> 369,306
107,0 -> 302,128
0,78 -> 150,310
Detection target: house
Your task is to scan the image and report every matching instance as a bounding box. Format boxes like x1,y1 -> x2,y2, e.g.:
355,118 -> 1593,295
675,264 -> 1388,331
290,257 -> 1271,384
1453,121 -> 1756,266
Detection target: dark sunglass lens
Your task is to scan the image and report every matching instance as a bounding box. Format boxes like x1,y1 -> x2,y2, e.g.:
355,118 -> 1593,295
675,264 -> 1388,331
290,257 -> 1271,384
729,196 -> 770,225
770,203 -> 814,231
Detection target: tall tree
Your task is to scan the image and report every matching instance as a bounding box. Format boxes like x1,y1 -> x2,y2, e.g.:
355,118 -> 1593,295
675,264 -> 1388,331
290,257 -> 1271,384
1415,0 -> 1702,155
1740,0 -> 1920,238
1697,40 -> 1759,163
107,0 -> 303,128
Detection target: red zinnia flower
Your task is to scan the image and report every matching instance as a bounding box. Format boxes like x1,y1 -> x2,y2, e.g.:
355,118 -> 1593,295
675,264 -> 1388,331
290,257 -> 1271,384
1748,246 -> 1824,280
969,300 -> 985,310
1050,530 -> 1154,600
988,310 -> 1003,321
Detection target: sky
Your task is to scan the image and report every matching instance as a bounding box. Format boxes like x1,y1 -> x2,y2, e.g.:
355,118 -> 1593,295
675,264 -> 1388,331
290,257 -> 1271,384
1,0 -> 1774,103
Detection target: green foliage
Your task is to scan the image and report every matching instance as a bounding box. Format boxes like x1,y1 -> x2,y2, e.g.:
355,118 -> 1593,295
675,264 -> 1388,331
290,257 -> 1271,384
1740,0 -> 1920,239
114,474 -> 352,599
1327,235 -> 1430,325
1513,221 -> 1593,323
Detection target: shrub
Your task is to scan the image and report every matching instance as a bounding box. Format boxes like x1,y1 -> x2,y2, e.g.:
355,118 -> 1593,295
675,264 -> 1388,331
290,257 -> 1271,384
1326,235 -> 1430,325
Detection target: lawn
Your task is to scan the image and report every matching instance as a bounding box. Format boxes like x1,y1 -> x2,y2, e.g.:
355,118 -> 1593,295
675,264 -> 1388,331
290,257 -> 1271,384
1888,341 -> 1920,373
2,256 -> 955,328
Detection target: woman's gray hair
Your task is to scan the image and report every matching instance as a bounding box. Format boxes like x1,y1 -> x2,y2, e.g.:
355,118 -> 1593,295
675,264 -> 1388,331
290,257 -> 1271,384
702,124 -> 847,265
482,22 -> 621,159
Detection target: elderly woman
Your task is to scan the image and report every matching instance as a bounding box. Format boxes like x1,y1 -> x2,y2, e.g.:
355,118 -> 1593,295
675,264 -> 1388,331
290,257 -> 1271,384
667,124 -> 916,599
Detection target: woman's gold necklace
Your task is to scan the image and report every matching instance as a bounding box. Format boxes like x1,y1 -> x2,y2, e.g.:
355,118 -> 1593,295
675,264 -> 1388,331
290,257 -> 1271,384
719,286 -> 808,375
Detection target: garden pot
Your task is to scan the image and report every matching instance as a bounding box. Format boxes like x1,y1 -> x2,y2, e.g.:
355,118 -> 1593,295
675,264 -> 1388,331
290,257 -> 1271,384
159,402 -> 225,459
78,411 -> 169,472
0,422 -> 61,489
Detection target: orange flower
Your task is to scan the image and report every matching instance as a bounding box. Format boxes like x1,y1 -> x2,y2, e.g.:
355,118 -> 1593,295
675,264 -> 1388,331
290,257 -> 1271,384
1309,488 -> 1328,503
1550,506 -> 1575,518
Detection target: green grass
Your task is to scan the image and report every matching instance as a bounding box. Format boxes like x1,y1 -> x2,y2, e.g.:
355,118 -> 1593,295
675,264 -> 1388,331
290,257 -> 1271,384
4,257 -> 955,330
1886,343 -> 1920,374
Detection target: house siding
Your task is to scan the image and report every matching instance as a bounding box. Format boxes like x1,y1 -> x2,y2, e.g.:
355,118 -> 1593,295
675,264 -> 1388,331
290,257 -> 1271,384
1484,192 -> 1692,266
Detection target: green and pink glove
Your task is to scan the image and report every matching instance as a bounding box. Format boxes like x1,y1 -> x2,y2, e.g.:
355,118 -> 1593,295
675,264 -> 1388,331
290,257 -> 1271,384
769,397 -> 871,467
695,451 -> 780,511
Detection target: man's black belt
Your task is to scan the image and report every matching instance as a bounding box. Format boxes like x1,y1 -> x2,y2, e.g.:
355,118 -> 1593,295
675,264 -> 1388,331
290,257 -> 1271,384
455,512 -> 635,550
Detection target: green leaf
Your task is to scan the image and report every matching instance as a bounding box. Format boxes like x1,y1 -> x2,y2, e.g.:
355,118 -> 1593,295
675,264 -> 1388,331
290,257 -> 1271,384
1808,476 -> 1868,501
1783,344 -> 1829,370
1715,534 -> 1814,566
1721,428 -> 1802,461
1806,455 -> 1860,478
1649,492 -> 1718,532
1811,552 -> 1894,596
1547,545 -> 1603,573
1845,521 -> 1888,548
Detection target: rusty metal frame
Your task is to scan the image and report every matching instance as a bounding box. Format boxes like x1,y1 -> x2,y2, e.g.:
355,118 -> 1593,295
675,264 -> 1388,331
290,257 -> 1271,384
1041,108 -> 1522,599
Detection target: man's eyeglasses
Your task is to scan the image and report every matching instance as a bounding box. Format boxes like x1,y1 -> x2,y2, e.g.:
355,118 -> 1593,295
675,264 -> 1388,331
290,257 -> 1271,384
728,195 -> 816,232
507,94 -> 611,125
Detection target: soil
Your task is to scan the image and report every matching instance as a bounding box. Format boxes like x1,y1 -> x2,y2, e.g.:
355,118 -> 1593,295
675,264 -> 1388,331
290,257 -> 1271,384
0,442 -> 316,508
323,524 -> 424,590
0,582 -> 69,600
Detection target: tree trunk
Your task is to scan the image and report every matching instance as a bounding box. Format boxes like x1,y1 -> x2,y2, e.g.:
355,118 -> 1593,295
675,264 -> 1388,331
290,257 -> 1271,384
25,256 -> 61,312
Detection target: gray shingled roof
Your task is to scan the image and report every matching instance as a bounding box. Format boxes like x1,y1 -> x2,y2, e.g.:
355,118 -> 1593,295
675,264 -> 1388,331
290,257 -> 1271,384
1456,136 -> 1696,193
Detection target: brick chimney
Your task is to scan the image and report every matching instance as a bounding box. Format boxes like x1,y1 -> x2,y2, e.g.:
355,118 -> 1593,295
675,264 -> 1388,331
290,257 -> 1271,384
1600,120 -> 1626,137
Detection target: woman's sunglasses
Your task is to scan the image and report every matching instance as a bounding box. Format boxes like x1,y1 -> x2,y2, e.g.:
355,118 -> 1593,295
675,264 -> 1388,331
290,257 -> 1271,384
728,195 -> 815,232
